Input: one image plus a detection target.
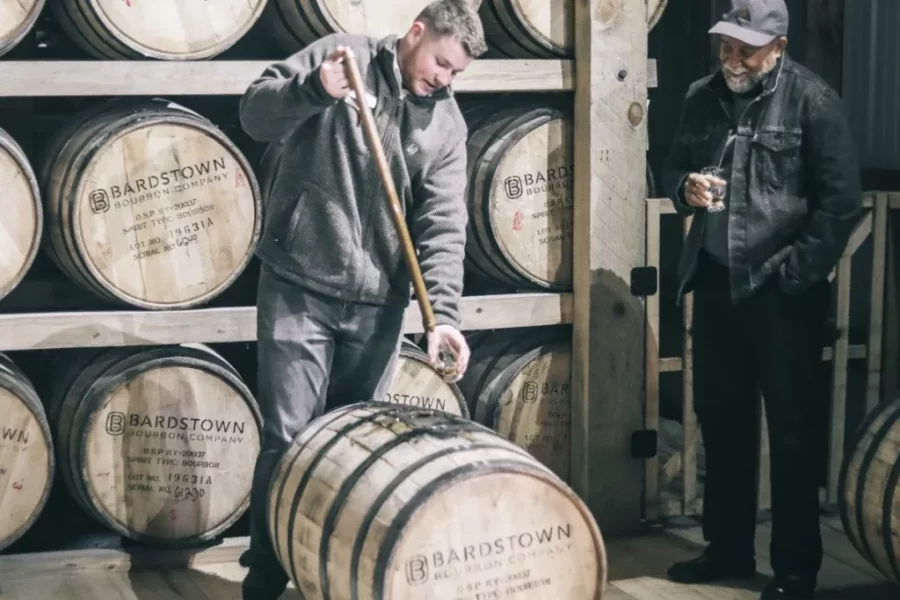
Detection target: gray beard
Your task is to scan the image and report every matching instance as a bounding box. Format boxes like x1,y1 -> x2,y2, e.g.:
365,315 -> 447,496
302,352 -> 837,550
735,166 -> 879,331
724,71 -> 764,93
722,53 -> 780,93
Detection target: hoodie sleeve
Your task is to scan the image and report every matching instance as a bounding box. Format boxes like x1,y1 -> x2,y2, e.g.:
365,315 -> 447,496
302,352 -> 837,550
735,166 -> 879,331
238,35 -> 345,143
408,127 -> 470,330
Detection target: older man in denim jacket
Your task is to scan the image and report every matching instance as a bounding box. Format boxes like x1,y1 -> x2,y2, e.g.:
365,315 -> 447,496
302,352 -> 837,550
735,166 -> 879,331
662,1 -> 862,599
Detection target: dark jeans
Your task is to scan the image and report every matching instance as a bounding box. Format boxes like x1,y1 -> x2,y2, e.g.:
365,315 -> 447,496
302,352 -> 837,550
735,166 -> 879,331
241,266 -> 405,594
691,252 -> 830,580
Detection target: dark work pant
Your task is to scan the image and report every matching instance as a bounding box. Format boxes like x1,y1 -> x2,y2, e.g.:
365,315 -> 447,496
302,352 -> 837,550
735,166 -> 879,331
691,252 -> 830,579
242,266 -> 405,591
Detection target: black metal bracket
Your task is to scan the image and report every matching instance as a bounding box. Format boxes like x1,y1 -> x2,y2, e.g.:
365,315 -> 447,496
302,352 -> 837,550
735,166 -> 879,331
630,266 -> 658,297
631,429 -> 658,459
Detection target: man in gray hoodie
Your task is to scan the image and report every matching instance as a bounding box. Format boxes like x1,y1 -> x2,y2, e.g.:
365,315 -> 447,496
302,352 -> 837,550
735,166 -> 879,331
236,1 -> 487,597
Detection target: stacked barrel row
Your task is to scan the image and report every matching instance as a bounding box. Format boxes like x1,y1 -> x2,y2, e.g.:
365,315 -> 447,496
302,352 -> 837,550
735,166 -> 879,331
0,0 -> 585,60
0,324 -> 574,548
0,94 -> 575,308
0,344 -> 262,552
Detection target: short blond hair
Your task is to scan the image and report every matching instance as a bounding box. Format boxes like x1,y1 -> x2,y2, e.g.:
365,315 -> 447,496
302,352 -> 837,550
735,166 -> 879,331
416,0 -> 488,57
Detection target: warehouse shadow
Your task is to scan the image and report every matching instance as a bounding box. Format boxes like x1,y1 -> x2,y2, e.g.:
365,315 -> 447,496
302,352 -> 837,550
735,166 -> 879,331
127,568 -> 305,599
815,582 -> 900,600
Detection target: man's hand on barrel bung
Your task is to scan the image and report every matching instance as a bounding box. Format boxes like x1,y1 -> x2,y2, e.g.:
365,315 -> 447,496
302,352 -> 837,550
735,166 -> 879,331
427,324 -> 470,383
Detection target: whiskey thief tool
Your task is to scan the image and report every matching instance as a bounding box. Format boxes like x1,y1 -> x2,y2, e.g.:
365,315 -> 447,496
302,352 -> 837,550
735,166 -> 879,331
342,49 -> 458,379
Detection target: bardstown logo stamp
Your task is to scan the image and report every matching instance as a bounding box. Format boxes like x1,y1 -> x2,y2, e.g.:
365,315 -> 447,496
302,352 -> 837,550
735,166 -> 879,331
405,555 -> 429,585
504,176 -> 523,199
89,189 -> 111,213
522,381 -> 539,404
106,411 -> 126,435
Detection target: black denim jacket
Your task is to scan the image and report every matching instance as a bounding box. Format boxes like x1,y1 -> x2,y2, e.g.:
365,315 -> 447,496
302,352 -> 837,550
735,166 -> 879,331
663,53 -> 863,304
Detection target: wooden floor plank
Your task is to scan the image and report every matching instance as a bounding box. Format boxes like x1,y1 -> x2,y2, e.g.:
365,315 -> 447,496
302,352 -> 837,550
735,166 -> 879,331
669,522 -> 884,586
605,584 -> 640,600
0,523 -> 896,599
607,530 -> 766,600
667,522 -> 898,599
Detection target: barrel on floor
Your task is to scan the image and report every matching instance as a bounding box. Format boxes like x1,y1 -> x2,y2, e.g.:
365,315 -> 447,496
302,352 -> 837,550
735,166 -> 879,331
268,403 -> 606,599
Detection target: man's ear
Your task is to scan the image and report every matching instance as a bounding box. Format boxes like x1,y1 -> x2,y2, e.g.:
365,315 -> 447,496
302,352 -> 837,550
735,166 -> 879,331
776,36 -> 788,52
408,21 -> 426,41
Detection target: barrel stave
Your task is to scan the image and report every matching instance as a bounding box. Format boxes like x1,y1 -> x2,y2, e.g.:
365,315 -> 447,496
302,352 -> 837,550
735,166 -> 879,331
54,0 -> 132,59
0,0 -> 46,58
45,348 -> 126,518
479,0 -> 571,59
0,127 -> 42,301
838,400 -> 900,584
0,353 -> 54,551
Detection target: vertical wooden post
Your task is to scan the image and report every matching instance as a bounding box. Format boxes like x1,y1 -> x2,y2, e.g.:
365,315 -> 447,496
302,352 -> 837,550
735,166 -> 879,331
881,197 -> 899,406
827,250 -> 852,503
572,0 -> 648,535
865,193 -> 888,413
644,199 -> 661,521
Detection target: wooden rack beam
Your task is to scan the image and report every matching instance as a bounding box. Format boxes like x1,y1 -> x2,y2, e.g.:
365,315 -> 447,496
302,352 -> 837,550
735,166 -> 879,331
0,59 -> 658,96
0,59 -> 573,95
0,292 -> 572,351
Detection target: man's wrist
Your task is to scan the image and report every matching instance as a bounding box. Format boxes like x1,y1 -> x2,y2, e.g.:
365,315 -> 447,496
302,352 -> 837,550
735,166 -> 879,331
673,172 -> 696,211
433,313 -> 461,331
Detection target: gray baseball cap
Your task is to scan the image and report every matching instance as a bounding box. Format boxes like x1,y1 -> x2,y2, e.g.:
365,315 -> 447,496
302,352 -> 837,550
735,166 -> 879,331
709,0 -> 789,47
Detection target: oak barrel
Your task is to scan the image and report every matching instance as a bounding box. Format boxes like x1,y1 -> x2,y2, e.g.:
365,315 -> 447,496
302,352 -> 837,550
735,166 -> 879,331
0,127 -> 42,301
648,0 -> 669,31
51,0 -> 266,60
383,338 -> 469,417
0,353 -> 54,551
44,344 -> 262,546
480,0 -> 668,59
268,403 -> 607,599
838,399 -> 900,585
0,0 -> 44,57
457,328 -> 571,481
264,0 -> 481,53
478,0 -> 571,59
37,98 -> 262,310
462,98 -> 574,291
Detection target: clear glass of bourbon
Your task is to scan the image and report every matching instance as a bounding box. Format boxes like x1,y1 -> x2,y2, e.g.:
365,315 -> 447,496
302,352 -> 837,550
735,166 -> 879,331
700,166 -> 727,213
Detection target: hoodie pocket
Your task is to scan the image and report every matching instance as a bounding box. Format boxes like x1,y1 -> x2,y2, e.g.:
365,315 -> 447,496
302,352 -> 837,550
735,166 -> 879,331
282,189 -> 308,251
271,183 -> 358,285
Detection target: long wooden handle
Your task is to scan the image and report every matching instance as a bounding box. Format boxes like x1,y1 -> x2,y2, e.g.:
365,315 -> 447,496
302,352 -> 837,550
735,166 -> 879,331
341,50 -> 436,334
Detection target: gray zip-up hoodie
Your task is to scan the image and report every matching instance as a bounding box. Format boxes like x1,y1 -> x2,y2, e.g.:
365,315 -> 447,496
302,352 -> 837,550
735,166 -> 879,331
239,33 -> 469,328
